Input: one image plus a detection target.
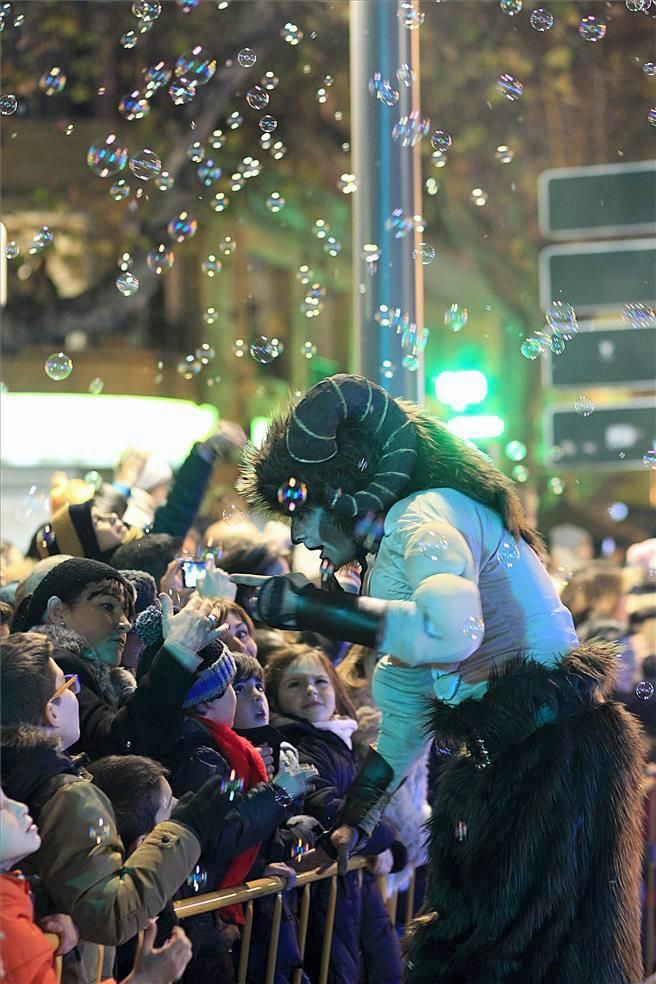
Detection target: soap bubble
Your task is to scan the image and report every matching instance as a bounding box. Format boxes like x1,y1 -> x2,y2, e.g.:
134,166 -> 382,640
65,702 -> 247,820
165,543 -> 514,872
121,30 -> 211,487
462,616 -> 485,643
201,255 -> 222,277
187,141 -> 204,163
0,94 -> 17,115
16,485 -> 49,522
626,0 -> 651,8
500,0 -> 522,11
110,179 -> 130,201
425,177 -> 439,196
412,242 -> 436,265
455,820 -> 468,842
117,252 -> 133,271
578,16 -> 606,41
29,227 -> 54,254
380,360 -> 396,380
196,343 -> 215,364
237,47 -> 256,67
529,7 -> 554,30
116,272 -> 139,296
197,159 -> 221,186
203,308 -> 218,326
5,241 -> 19,259
211,192 -> 230,212
512,465 -> 529,483
227,111 -> 243,129
120,30 -> 138,49
608,502 -> 629,522
505,440 -> 527,461
384,207 -> 414,239
636,680 -> 655,701
250,336 -> 282,364
45,352 -> 73,381
378,81 -> 400,106
417,529 -> 448,561
219,236 -> 236,256
392,111 -> 430,147
186,864 -> 208,893
547,301 -> 578,338
147,244 -> 175,274
497,538 -> 521,568
548,477 -> 565,495
87,134 -> 128,177
324,236 -> 342,256
39,67 -> 67,96
362,243 -> 381,271
86,377 -> 104,396
397,63 -> 415,87
277,477 -> 307,514
300,341 -> 317,359
177,355 -> 202,378
649,108 -> 656,128
89,818 -> 111,846
118,90 -> 150,121
167,212 -> 198,242
232,339 -> 247,358
143,61 -> 171,94
132,0 -> 161,18
265,192 -> 285,213
471,188 -> 488,207
281,22 -> 303,45
168,79 -> 197,105
259,115 -> 277,132
496,74 -> 523,101
430,130 -> 452,152
643,450 -> 656,469
520,338 -> 542,360
246,85 -> 269,110
643,63 -> 656,78
574,394 -> 595,417
495,144 -> 514,163
622,302 -> 656,327
397,2 -> 425,29
338,173 -> 358,194
175,46 -> 216,85
444,304 -> 468,333
128,148 -> 161,181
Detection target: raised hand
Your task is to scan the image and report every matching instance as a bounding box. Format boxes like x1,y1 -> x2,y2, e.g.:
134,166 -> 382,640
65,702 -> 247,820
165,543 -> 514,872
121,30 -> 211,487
124,920 -> 193,984
160,592 -> 228,653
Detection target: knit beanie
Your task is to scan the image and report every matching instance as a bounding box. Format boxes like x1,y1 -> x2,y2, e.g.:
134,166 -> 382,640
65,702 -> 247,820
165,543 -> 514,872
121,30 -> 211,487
120,570 -> 158,615
183,642 -> 237,709
12,558 -> 130,633
36,501 -> 99,560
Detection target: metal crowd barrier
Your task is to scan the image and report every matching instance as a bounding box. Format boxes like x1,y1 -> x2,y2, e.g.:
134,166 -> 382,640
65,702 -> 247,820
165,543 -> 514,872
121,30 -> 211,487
173,856 -> 418,984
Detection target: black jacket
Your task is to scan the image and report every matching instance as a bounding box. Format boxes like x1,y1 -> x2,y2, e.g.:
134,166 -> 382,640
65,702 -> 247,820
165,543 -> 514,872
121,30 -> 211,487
53,643 -> 196,760
272,715 -> 403,984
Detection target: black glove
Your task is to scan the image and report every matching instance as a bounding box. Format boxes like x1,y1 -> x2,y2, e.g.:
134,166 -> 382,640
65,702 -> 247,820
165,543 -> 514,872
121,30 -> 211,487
340,746 -> 394,829
170,777 -> 235,855
257,574 -> 386,648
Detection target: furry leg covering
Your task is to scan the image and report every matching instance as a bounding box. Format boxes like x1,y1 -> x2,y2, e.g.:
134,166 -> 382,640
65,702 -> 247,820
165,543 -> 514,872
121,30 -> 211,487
404,642 -> 646,984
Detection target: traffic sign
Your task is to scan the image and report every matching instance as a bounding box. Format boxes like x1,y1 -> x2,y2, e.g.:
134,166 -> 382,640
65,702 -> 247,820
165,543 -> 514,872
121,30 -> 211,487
538,160 -> 656,240
544,399 -> 656,470
539,239 -> 656,315
541,322 -> 656,390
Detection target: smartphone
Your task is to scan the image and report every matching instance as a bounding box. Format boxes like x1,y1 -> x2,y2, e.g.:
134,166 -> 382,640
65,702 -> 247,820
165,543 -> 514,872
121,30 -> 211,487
182,559 -> 206,588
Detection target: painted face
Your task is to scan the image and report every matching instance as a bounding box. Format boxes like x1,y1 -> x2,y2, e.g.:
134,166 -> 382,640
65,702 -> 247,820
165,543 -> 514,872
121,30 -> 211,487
291,507 -> 358,569
0,785 -> 41,871
91,508 -> 129,553
197,683 -> 237,726
46,658 -> 81,749
277,652 -> 336,724
221,613 -> 258,659
233,675 -> 269,729
153,777 -> 176,825
60,581 -> 131,666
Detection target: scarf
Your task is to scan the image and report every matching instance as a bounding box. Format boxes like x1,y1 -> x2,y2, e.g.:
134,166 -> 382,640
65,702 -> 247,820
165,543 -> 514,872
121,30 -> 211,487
312,715 -> 359,750
194,717 -> 268,924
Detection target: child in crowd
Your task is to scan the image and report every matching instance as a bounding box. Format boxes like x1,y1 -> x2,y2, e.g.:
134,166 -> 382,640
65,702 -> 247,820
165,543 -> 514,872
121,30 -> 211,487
265,644 -> 406,984
0,782 -> 193,984
0,632 -> 252,984
11,557 -> 229,759
232,650 -> 302,777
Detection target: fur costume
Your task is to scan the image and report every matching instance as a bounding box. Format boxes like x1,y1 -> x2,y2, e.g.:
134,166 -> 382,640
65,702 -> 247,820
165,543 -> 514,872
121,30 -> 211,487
404,642 -> 646,984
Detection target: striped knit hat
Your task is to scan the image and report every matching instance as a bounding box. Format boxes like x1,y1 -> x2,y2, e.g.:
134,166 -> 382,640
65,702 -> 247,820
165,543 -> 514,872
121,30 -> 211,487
183,643 -> 237,709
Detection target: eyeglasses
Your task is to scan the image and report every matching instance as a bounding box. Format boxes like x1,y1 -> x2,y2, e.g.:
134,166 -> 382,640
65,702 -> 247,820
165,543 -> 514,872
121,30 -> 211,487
49,674 -> 80,703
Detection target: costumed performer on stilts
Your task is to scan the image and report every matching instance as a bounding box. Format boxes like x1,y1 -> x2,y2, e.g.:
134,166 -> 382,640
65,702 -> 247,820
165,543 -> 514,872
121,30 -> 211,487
239,373 -> 645,984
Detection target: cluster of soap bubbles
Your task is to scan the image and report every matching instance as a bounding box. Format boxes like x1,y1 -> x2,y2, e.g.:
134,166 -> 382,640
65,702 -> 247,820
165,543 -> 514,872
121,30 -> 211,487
176,345 -> 216,379
277,477 -> 308,514
392,110 -> 431,147
392,311 -> 429,371
521,301 -> 578,360
368,73 -> 400,107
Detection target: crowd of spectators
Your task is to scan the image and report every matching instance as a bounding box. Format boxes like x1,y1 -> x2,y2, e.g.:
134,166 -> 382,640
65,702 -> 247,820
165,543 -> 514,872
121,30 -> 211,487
0,423 -> 654,983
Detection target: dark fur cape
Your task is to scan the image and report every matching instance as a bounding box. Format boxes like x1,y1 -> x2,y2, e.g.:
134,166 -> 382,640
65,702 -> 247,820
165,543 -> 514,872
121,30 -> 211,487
404,642 -> 646,984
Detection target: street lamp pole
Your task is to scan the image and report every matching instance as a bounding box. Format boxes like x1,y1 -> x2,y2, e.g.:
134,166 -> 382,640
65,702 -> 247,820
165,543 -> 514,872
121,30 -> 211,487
349,0 -> 425,403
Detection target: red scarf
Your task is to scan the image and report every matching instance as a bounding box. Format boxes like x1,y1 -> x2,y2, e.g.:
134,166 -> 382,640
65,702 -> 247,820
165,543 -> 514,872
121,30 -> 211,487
194,717 -> 268,924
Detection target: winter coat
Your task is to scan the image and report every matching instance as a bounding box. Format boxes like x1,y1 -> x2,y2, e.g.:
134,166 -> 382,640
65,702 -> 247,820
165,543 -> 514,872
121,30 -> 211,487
345,677 -> 430,894
1,730 -> 200,984
271,714 -> 403,984
151,444 -> 214,539
39,634 -> 197,760
163,717 -> 306,984
0,872 -> 59,984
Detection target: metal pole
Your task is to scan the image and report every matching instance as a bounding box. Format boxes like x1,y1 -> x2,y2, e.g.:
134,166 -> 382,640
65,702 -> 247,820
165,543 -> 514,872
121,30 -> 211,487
350,0 -> 425,403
